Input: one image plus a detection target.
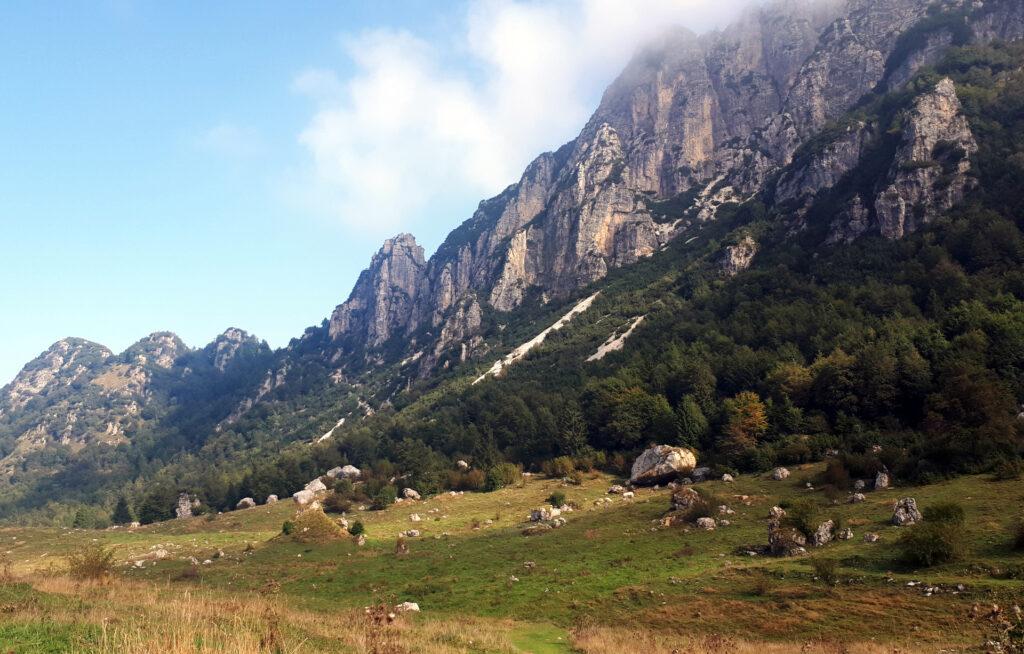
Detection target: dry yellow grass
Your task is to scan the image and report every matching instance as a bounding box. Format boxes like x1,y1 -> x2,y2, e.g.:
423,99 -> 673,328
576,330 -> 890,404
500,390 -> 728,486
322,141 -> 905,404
15,574 -> 524,653
569,623 -> 929,654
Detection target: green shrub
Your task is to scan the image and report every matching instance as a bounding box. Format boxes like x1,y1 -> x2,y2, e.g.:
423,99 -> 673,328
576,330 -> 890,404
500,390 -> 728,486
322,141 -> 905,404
923,502 -> 966,526
485,463 -> 522,491
810,558 -> 839,585
281,521 -> 295,536
547,491 -> 567,507
366,481 -> 396,510
542,456 -> 576,478
322,493 -> 352,514
67,544 -> 115,581
780,498 -> 818,539
348,520 -> 365,537
898,522 -> 967,567
819,459 -> 851,490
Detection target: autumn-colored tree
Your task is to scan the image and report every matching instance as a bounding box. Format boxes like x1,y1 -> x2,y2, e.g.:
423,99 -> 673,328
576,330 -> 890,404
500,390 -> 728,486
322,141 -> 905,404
721,391 -> 768,457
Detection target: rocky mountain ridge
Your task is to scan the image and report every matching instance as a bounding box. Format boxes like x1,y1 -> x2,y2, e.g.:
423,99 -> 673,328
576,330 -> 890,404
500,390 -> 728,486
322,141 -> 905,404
324,0 -> 1020,376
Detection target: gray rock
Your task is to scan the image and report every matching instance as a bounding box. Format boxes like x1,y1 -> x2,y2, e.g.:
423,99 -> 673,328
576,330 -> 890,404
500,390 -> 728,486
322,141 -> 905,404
892,497 -> 922,526
305,478 -> 327,493
266,494 -> 278,504
811,520 -> 835,546
695,517 -> 716,530
874,471 -> 890,490
629,445 -> 697,486
292,489 -> 315,506
864,532 -> 880,543
402,488 -> 421,500
771,467 -> 790,481
235,497 -> 256,510
837,528 -> 854,540
849,493 -> 866,503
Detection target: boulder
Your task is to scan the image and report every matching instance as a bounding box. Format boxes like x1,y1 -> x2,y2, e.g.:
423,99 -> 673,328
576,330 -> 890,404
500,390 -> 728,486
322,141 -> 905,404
456,460 -> 470,471
853,479 -> 867,491
837,528 -> 854,540
236,497 -> 256,510
395,601 -> 420,613
769,526 -> 807,556
721,473 -> 735,483
339,465 -> 361,480
400,529 -> 421,538
305,478 -> 327,493
811,520 -> 835,546
266,495 -> 278,504
622,491 -> 635,499
325,466 -> 343,478
530,507 -> 561,522
409,514 -> 421,522
695,517 -> 717,530
892,497 -> 922,526
874,471 -> 890,490
292,489 -> 315,506
629,445 -> 696,486
691,467 -> 711,482
607,485 -> 626,495
671,487 -> 701,511
849,493 -> 866,503
176,493 -> 194,519
771,467 -> 790,481
864,532 -> 880,543
402,488 -> 421,500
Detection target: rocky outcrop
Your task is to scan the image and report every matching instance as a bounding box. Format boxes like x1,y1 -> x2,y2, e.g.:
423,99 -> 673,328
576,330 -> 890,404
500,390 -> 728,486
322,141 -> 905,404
2,338 -> 111,411
207,328 -> 263,372
720,236 -> 758,276
872,78 -> 977,239
328,234 -> 426,346
892,497 -> 923,525
630,445 -> 697,486
317,0 -> 1002,374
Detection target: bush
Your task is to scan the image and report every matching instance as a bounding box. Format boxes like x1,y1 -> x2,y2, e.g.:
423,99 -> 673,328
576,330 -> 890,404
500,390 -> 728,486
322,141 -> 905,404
448,469 -> 486,491
899,522 -> 967,567
677,487 -> 719,523
819,459 -> 852,490
1013,520 -> 1024,551
923,502 -> 966,526
547,491 -> 567,507
67,544 -> 115,581
323,493 -> 352,514
281,521 -> 295,536
780,498 -> 818,539
366,481 -> 396,510
485,463 -> 522,491
810,557 -> 839,585
993,459 -> 1022,481
542,456 -> 576,478
348,520 -> 365,537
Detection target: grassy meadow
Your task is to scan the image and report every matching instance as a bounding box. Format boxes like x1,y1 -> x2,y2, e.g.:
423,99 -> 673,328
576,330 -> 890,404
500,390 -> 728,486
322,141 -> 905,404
0,463 -> 1021,652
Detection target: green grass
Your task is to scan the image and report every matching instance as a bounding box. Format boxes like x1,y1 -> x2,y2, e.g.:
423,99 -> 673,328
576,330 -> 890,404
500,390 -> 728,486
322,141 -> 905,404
2,465 -> 1022,649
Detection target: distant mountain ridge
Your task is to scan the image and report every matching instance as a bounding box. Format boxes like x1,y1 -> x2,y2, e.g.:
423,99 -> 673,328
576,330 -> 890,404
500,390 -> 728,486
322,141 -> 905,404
2,0 -> 1023,523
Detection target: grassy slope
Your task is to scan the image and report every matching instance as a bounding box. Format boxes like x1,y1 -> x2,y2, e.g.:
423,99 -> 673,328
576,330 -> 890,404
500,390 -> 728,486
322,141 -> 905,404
1,465 -> 1021,652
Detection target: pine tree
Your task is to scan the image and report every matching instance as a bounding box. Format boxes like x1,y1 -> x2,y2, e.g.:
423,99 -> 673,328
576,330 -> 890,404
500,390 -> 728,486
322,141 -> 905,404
111,496 -> 133,525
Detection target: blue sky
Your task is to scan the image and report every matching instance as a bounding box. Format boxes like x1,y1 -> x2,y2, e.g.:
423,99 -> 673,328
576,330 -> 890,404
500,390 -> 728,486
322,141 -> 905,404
0,0 -> 747,384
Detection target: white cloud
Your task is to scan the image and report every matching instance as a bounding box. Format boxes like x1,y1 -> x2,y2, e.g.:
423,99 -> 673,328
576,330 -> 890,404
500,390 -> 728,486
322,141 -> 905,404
197,122 -> 264,159
293,0 -> 753,235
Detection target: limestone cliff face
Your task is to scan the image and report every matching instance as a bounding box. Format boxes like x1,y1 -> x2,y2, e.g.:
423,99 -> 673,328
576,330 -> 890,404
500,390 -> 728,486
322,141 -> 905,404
328,234 -> 426,347
872,77 -> 978,239
2,339 -> 111,413
324,0 -> 1020,370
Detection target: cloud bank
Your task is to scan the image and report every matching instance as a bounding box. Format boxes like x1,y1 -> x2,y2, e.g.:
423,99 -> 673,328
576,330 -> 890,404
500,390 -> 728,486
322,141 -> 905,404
293,0 -> 753,235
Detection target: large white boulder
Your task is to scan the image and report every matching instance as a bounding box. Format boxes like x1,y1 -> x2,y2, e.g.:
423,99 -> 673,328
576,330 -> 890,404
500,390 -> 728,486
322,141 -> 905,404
629,445 -> 697,486
305,478 -> 327,493
339,465 -> 361,480
292,489 -> 315,506
266,494 -> 278,504
402,488 -> 421,500
235,497 -> 256,510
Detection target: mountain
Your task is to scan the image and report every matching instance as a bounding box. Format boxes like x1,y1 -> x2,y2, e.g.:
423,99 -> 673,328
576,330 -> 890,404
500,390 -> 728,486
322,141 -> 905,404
2,0 -> 1023,524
